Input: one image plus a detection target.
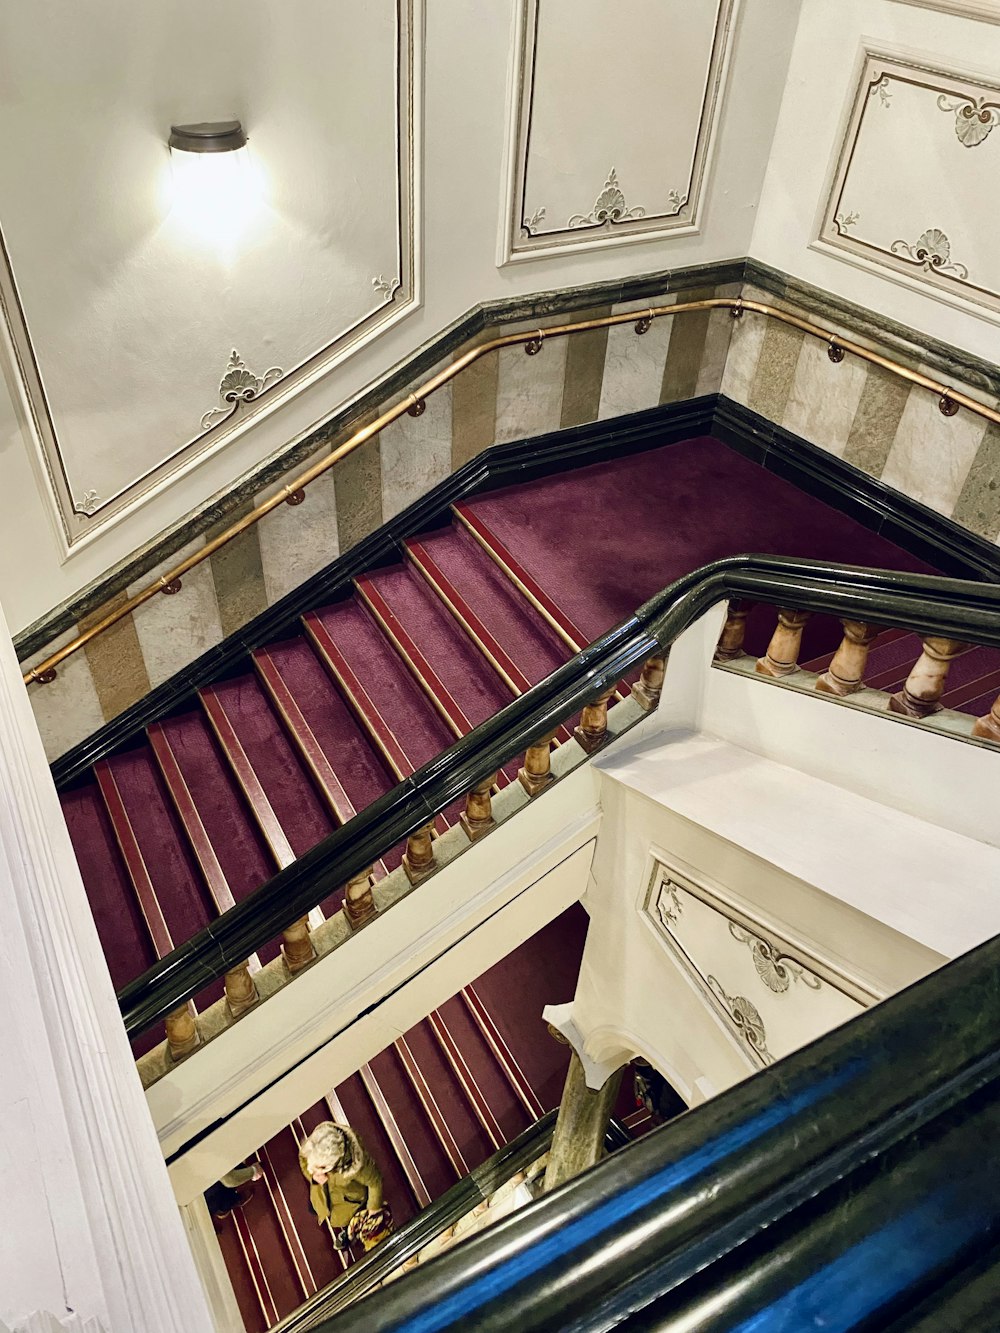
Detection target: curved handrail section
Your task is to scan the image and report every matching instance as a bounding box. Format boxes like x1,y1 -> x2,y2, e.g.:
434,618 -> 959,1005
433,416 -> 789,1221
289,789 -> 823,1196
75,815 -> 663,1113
311,917 -> 1000,1331
117,554 -> 1000,1038
23,295 -> 1000,688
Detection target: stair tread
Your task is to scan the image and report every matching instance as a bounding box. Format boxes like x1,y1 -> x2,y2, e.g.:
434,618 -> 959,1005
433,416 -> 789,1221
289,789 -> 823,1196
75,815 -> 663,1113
408,526 -> 570,690
366,1046 -> 458,1204
61,782 -> 161,1058
399,1018 -> 496,1173
214,1213 -> 270,1333
433,996 -> 530,1145
358,565 -> 514,732
233,1159 -> 308,1321
305,599 -> 456,778
149,713 -> 281,963
96,748 -> 217,953
202,676 -> 335,863
253,637 -> 398,832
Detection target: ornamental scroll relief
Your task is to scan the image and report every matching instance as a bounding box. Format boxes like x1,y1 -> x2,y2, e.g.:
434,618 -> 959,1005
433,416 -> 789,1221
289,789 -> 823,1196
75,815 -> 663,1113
644,863 -> 870,1070
820,53 -> 1000,316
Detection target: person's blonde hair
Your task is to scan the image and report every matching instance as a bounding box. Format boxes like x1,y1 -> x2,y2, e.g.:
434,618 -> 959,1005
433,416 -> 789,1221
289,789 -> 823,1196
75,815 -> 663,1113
301,1122 -> 351,1176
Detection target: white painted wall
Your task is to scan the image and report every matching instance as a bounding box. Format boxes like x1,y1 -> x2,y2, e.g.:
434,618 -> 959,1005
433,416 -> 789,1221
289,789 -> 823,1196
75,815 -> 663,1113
0,596 -> 211,1331
0,0 -> 799,634
753,0 -> 1000,358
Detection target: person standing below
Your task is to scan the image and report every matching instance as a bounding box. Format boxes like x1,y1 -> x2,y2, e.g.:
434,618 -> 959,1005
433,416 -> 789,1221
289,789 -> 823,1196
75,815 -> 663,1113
299,1121 -> 393,1251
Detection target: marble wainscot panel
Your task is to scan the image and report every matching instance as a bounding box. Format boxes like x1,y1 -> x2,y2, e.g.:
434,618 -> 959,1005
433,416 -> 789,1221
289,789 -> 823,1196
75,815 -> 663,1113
19,267 -> 740,759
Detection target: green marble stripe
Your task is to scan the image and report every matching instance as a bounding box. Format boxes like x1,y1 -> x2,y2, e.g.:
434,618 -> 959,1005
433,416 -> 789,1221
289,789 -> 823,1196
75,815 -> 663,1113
561,305 -> 611,428
660,287 -> 714,404
842,364 -> 912,479
747,321 -> 805,423
208,502 -> 269,639
951,422 -> 1000,540
451,333 -> 499,470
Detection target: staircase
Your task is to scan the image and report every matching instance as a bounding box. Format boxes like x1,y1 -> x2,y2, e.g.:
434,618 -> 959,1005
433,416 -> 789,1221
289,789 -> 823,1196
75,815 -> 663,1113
210,905 -> 598,1331
61,433 -> 999,1058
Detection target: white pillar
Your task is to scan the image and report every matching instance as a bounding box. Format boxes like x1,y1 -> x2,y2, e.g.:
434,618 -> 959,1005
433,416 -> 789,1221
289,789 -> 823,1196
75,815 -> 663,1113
0,603 -> 213,1333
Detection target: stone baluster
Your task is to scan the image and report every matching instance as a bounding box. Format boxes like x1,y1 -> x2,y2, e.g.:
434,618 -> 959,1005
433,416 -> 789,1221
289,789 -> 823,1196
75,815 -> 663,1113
165,1003 -> 200,1061
973,694 -> 1000,745
224,962 -> 259,1018
890,636 -> 969,718
816,620 -> 879,696
574,686 -> 617,753
519,732 -> 557,797
631,654 -> 667,712
756,609 -> 811,678
281,916 -> 316,972
403,825 -> 436,885
344,867 -> 377,928
462,773 -> 499,841
714,600 -> 752,662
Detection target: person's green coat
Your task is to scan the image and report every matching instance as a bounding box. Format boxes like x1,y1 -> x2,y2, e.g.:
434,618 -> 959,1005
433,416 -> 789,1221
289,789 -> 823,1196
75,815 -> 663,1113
298,1125 -> 384,1228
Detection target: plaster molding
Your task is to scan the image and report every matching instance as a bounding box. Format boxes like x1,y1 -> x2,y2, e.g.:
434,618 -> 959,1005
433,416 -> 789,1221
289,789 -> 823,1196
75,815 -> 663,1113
0,0 -> 421,553
888,0 -> 1000,22
816,48 -> 1000,324
498,0 -> 737,263
0,1316 -> 106,1333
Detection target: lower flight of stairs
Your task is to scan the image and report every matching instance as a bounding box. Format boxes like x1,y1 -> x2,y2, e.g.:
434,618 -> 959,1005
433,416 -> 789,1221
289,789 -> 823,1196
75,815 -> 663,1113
212,907 -> 596,1332
59,435 -> 1000,1060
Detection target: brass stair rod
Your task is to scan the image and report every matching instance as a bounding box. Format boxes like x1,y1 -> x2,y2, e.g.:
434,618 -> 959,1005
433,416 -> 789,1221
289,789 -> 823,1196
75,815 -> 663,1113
23,297 -> 1000,687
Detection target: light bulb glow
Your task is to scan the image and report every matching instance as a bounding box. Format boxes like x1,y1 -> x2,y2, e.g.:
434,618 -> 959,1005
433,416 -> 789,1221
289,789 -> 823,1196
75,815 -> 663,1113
168,143 -> 264,252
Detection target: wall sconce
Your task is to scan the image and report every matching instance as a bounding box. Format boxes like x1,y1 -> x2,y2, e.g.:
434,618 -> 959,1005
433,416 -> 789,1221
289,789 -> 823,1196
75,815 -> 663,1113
167,119 -> 262,249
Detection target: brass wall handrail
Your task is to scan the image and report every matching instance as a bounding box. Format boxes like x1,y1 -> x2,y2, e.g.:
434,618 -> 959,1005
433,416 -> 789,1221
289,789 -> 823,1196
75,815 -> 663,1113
22,296 -> 1000,687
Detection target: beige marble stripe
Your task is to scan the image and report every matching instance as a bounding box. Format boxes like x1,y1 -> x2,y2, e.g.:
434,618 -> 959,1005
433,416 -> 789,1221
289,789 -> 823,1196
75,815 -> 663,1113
334,434 -> 384,551
951,422 -> 1000,540
661,287 -> 714,403
81,591 -> 151,722
208,502 -> 269,639
452,331 -> 499,470
128,537 -> 224,689
255,445 -> 340,607
782,336 -> 869,459
747,322 -> 805,423
495,338 -> 568,443
25,625 -> 107,761
720,309 -> 768,406
841,365 -> 913,478
880,389 -> 987,518
560,304 -> 611,428
599,298 -> 674,421
381,380 -> 454,519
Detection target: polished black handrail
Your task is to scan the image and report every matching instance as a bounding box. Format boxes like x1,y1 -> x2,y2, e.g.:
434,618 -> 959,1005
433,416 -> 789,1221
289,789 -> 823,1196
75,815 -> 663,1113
313,928 -> 1000,1332
118,554 -> 1000,1037
276,1112 -> 633,1331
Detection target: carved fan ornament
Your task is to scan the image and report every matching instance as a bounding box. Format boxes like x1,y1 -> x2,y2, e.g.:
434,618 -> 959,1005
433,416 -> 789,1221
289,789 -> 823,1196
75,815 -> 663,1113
890,228 -> 969,280
937,93 -> 1000,146
728,922 -> 822,994
568,167 -> 647,228
201,350 -> 284,431
707,976 -> 774,1065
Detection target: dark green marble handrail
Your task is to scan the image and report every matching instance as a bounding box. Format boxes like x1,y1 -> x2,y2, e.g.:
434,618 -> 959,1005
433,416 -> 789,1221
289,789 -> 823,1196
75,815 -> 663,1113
118,554 -> 1000,1037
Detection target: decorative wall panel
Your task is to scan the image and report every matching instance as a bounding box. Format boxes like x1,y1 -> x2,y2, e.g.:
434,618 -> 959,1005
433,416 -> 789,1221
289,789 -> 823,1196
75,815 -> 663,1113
888,0 -> 1000,21
0,0 -> 419,548
501,0 -> 736,262
643,860 -> 870,1069
818,52 -> 1000,316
